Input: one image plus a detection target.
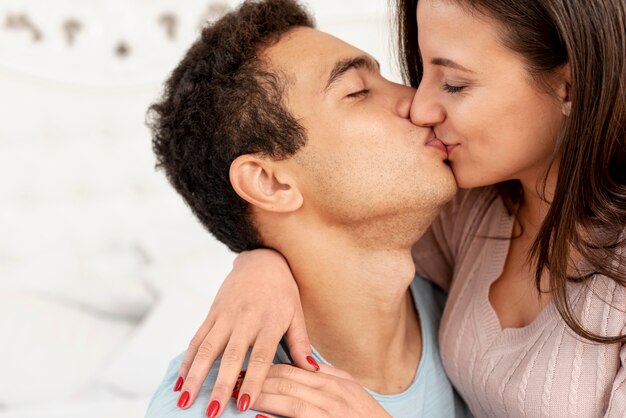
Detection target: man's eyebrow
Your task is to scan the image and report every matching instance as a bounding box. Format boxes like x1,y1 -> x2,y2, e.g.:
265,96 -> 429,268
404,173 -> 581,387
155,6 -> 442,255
430,57 -> 475,73
324,55 -> 380,92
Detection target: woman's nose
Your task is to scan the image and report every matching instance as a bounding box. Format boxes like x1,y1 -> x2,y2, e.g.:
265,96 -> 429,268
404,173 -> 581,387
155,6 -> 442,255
394,85 -> 415,119
410,87 -> 445,127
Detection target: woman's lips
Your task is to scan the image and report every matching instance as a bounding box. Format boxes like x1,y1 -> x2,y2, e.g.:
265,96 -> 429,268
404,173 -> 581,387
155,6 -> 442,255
426,136 -> 449,157
433,131 -> 459,158
445,143 -> 459,156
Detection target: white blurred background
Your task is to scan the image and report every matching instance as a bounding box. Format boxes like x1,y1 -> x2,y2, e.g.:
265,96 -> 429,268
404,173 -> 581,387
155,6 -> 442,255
0,1 -> 400,416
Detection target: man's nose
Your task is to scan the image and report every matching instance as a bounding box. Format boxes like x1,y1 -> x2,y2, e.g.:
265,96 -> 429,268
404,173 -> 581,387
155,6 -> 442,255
410,87 -> 445,127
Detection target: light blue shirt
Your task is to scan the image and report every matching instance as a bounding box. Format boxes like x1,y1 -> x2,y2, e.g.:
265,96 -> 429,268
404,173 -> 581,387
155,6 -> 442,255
146,276 -> 470,417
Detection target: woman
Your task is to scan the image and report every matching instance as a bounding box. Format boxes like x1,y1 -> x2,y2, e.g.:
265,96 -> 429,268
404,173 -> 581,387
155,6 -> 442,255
175,0 -> 626,416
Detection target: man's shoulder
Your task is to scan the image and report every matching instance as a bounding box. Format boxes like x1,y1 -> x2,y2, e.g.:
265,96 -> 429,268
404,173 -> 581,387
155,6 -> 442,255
145,350 -> 286,418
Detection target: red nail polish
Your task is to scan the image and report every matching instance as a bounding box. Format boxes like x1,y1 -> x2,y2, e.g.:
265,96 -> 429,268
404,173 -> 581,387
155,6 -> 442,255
206,400 -> 220,418
177,391 -> 190,408
232,389 -> 240,399
256,415 -> 270,418
238,393 -> 251,412
306,355 -> 320,371
173,376 -> 184,392
234,377 -> 244,392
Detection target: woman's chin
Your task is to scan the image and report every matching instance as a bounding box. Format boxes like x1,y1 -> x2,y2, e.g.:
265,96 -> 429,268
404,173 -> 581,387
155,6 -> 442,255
450,167 -> 493,190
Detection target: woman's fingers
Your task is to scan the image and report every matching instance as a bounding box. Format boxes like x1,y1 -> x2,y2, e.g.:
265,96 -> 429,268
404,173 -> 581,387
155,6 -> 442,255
285,303 -> 317,372
316,363 -> 354,380
265,364 -> 327,388
178,314 -> 215,381
234,330 -> 283,413
171,249 -> 303,414
205,330 -> 257,417
177,321 -> 232,409
253,392 -> 330,418
262,376 -> 343,409
257,365 -> 390,418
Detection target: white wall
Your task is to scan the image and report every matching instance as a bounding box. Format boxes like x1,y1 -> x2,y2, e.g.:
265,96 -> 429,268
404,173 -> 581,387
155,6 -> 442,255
0,0 -> 400,415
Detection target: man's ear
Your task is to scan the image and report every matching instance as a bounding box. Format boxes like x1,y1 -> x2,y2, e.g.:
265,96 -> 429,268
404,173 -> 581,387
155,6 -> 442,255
230,154 -> 303,213
555,63 -> 572,116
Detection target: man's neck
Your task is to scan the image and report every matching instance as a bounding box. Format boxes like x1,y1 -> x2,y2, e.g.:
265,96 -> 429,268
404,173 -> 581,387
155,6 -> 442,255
281,228 -> 422,394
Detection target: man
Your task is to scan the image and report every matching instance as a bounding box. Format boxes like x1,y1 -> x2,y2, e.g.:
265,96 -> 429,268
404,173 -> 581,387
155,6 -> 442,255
146,0 -> 466,416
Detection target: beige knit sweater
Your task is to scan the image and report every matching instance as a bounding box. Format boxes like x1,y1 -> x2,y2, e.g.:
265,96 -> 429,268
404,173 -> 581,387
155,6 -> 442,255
412,187 -> 626,417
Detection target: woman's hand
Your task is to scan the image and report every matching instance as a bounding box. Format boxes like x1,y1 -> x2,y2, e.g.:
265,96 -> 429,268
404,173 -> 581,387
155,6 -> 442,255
175,249 -> 316,416
252,363 -> 392,418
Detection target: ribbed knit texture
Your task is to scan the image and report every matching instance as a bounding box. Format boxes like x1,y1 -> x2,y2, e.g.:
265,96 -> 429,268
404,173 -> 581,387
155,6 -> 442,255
412,187 -> 626,417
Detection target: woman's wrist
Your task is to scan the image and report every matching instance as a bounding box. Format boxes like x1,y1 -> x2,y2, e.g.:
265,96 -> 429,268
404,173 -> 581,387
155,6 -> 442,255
234,248 -> 286,267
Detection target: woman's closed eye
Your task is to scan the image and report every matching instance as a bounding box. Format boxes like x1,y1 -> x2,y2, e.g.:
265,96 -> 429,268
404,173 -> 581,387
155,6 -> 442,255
442,82 -> 466,94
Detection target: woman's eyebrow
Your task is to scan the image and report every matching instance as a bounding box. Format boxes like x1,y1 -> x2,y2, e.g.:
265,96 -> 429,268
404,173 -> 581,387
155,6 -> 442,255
324,55 -> 380,92
431,57 -> 475,73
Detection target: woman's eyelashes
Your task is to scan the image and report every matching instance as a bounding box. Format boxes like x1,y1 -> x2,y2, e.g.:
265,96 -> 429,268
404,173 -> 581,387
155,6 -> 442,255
442,82 -> 466,94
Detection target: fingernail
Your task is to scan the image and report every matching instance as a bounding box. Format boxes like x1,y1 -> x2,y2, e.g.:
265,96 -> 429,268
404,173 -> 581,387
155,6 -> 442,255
306,355 -> 320,371
173,376 -> 184,392
232,389 -> 240,399
177,391 -> 190,408
238,393 -> 251,412
256,415 -> 270,418
206,400 -> 220,418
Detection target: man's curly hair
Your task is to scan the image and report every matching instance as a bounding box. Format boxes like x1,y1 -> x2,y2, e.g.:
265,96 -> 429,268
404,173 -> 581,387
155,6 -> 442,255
148,0 -> 314,252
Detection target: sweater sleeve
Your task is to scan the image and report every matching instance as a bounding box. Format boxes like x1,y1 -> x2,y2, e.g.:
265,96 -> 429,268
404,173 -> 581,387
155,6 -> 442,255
603,235 -> 626,417
604,340 -> 626,417
412,187 -> 499,292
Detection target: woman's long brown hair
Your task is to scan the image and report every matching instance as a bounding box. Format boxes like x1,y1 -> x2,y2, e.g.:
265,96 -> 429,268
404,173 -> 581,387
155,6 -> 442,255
396,0 -> 626,343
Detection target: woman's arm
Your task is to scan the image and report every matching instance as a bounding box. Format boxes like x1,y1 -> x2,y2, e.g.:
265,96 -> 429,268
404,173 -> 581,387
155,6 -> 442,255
605,340 -> 626,416
178,187 -> 498,414
177,249 -> 316,415
252,364 -> 392,418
